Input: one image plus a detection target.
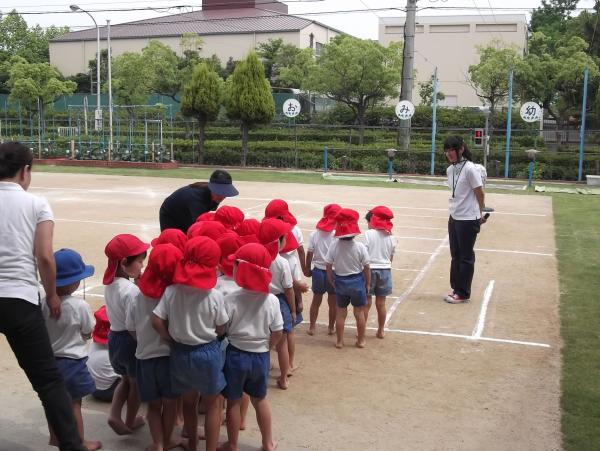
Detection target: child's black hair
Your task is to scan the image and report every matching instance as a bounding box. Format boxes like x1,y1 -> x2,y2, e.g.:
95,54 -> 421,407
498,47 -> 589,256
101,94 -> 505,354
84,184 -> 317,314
365,211 -> 373,223
124,251 -> 147,265
340,236 -> 354,241
443,135 -> 473,161
0,142 -> 33,180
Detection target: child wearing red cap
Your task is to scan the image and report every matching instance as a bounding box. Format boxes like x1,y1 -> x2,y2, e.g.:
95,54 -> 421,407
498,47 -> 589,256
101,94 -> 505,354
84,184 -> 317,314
215,232 -> 243,297
220,243 -> 283,451
258,218 -> 295,390
88,306 -> 121,403
127,244 -> 184,451
364,207 -> 397,339
42,248 -> 101,451
152,236 -> 228,451
214,205 -> 245,231
305,203 -> 341,336
103,233 -> 150,435
325,209 -> 371,349
151,228 -> 187,252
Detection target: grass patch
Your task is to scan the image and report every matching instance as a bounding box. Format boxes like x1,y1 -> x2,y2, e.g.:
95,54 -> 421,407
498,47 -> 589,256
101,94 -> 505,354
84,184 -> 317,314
553,194 -> 600,451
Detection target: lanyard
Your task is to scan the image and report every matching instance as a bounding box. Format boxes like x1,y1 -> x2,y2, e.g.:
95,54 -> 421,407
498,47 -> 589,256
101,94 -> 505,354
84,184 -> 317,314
452,160 -> 466,198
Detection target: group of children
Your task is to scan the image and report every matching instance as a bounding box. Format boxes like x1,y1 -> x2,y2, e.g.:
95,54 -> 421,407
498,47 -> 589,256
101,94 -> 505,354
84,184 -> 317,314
40,199 -> 396,451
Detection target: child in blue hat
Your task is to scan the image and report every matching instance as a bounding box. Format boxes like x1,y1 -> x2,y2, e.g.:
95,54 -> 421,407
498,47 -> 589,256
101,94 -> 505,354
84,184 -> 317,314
42,248 -> 101,451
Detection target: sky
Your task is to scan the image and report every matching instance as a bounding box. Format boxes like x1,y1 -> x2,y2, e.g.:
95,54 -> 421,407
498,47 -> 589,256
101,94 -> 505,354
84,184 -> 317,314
3,0 -> 598,39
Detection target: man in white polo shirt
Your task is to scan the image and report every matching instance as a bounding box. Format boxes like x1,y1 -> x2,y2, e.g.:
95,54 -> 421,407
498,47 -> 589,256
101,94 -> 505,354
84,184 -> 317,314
0,141 -> 86,451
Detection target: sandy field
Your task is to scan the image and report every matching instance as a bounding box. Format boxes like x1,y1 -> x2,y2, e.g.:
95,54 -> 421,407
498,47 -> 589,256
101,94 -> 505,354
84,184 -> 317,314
0,172 -> 561,451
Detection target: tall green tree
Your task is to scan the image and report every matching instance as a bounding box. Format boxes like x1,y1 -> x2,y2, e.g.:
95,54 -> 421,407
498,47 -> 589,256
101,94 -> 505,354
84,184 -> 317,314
418,75 -> 445,106
303,35 -> 402,144
7,56 -> 76,132
530,0 -> 579,40
468,42 -> 523,128
112,52 -> 154,116
142,41 -> 181,101
278,47 -> 314,89
180,62 -> 223,163
224,52 -> 275,166
256,38 -> 283,84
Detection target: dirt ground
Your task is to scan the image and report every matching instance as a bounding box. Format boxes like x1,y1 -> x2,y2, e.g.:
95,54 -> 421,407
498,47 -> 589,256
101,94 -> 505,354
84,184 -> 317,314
0,172 -> 562,451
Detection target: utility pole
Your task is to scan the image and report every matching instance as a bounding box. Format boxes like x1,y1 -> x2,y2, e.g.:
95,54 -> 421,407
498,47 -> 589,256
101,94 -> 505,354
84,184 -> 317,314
399,0 -> 417,150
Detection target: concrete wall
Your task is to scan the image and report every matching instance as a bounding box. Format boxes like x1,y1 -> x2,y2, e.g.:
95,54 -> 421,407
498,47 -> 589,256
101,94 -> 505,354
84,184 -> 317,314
379,14 -> 527,107
50,25 -> 337,77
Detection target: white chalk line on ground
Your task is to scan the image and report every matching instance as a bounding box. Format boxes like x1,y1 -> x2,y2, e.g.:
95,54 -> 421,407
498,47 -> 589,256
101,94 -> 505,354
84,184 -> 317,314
384,236 -> 450,328
472,280 -> 495,338
32,187 -> 547,218
309,321 -> 551,349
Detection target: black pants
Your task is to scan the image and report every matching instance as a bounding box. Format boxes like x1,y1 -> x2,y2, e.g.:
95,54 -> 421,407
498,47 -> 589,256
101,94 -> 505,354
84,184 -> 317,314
0,298 -> 86,451
448,216 -> 480,298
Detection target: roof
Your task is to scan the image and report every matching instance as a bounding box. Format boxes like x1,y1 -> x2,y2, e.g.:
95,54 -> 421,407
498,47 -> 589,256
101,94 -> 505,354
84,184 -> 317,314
52,8 -> 336,42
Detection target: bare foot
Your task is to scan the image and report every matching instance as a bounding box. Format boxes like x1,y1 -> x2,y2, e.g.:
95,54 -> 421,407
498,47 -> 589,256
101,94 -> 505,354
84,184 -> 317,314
166,437 -> 188,450
277,377 -> 288,390
145,444 -> 161,451
182,426 -> 205,440
217,442 -> 237,451
355,340 -> 366,348
126,416 -> 146,431
84,440 -> 102,451
335,341 -> 343,349
376,329 -> 385,339
307,327 -> 315,336
108,417 -> 133,435
328,328 -> 335,335
239,422 -> 246,431
287,363 -> 300,377
263,439 -> 277,451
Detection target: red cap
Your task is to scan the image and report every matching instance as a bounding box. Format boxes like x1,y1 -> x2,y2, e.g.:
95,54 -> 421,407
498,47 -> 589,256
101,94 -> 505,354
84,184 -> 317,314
196,211 -> 216,222
234,243 -> 272,293
264,199 -> 297,225
173,236 -> 220,290
216,232 -> 242,278
92,305 -> 110,345
316,203 -> 342,232
369,206 -> 394,234
258,218 -> 296,260
237,218 -> 260,244
334,208 -> 361,238
215,206 -> 245,231
187,220 -> 227,241
103,234 -> 150,285
151,228 -> 187,252
138,244 -> 183,299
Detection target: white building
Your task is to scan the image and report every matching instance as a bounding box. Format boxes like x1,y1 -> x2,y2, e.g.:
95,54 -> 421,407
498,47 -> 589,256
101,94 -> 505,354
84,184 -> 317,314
379,14 -> 528,107
50,0 -> 343,77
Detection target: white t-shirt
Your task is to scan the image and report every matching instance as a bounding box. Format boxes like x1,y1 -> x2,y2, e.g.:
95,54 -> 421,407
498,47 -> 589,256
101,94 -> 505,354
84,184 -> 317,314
42,295 -> 94,359
447,161 -> 483,220
280,252 -> 301,280
105,278 -> 139,332
291,225 -> 304,246
363,229 -> 396,269
215,275 -> 239,298
153,284 -> 228,346
126,292 -> 170,360
87,342 -> 119,390
224,288 -> 284,353
325,239 -> 370,276
0,182 -> 54,305
268,255 -> 293,295
307,230 -> 335,270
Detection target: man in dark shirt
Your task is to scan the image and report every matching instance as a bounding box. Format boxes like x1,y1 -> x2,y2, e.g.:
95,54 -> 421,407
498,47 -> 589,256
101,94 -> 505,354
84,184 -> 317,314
159,169 -> 239,233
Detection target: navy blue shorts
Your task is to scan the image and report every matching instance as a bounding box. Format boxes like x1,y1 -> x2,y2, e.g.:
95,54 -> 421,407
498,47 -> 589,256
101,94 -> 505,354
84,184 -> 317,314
136,356 -> 178,403
369,269 -> 393,296
108,330 -> 138,377
311,268 -> 335,295
276,294 -> 293,333
170,340 -> 226,396
55,357 -> 96,400
222,346 -> 269,400
334,273 -> 367,308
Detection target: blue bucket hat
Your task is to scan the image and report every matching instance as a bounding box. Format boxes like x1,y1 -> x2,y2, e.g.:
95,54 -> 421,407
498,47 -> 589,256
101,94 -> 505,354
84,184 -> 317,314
208,169 -> 239,198
55,248 -> 95,287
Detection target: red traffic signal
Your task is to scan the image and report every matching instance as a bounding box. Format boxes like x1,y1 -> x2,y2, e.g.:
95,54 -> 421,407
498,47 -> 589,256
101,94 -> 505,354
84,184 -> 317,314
474,128 -> 484,147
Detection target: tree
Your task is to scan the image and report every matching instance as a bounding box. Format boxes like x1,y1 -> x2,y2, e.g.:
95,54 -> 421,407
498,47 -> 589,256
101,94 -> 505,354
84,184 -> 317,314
112,52 -> 154,115
530,0 -> 578,39
180,63 -> 223,163
7,56 -> 76,133
468,42 -> 523,128
303,35 -> 402,144
256,38 -> 283,84
142,41 -> 181,101
418,75 -> 445,106
278,48 -> 314,89
0,11 -> 69,64
224,52 -> 275,166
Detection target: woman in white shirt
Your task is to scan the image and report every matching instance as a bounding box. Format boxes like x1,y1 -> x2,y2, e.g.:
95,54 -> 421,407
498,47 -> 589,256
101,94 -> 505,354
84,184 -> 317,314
0,142 -> 86,451
443,136 -> 487,304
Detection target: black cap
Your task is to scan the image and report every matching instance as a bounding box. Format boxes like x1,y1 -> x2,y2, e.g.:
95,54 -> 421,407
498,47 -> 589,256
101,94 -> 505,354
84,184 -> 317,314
208,170 -> 239,197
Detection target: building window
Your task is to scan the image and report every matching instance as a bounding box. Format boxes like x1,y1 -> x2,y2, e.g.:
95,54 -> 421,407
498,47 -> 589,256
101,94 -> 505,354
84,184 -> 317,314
385,25 -> 424,34
429,24 -> 470,33
475,23 -> 518,33
315,42 -> 322,56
